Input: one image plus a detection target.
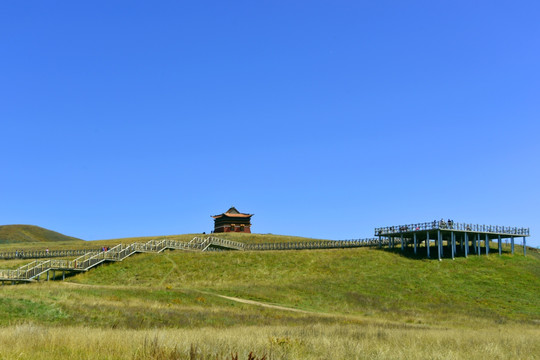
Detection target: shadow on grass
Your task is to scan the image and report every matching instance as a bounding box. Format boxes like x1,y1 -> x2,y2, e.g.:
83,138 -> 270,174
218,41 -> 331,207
380,245 -> 526,261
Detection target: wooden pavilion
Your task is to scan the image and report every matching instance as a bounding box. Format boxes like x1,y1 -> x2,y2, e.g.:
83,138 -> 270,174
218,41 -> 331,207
212,207 -> 253,233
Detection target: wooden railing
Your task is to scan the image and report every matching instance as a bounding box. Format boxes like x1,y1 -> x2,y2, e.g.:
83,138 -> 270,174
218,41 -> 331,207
245,238 -> 383,251
0,249 -> 99,260
375,221 -> 530,236
0,236 -> 387,282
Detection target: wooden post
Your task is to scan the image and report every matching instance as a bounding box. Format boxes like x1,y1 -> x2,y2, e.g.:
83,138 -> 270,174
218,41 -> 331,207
401,234 -> 404,252
511,236 -> 514,255
451,231 -> 455,260
498,235 -> 502,256
486,234 -> 490,255
62,271 -> 65,281
438,230 -> 442,261
47,271 -> 50,281
464,232 -> 469,258
523,237 -> 526,256
413,233 -> 417,255
426,231 -> 430,258
378,235 -> 381,249
477,233 -> 481,255
441,231 -> 444,257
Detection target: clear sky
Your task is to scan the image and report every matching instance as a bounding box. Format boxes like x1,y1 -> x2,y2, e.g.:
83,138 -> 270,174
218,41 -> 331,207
1,1 -> 539,247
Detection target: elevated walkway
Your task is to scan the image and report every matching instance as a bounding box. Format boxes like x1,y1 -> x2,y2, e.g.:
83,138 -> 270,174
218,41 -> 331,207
0,236 -> 245,283
375,220 -> 530,260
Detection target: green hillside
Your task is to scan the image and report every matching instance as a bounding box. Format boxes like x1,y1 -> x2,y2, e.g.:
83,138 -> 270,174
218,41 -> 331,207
0,225 -> 83,244
70,246 -> 540,326
0,246 -> 538,359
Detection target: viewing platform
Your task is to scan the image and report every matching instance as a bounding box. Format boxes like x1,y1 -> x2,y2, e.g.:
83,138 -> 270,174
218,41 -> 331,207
374,220 -> 530,260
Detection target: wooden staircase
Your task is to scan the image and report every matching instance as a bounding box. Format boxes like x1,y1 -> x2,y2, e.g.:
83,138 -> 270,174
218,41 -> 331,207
0,236 -> 245,283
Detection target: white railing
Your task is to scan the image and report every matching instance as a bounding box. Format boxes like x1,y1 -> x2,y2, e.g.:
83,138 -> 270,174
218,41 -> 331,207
375,221 -> 530,236
0,235 -> 247,282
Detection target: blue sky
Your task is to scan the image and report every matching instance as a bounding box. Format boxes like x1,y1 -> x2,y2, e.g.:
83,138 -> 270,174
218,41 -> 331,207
1,1 -> 538,247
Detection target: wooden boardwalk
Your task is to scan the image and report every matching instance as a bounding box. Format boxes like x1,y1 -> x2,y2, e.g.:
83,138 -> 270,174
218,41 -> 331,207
375,220 -> 530,260
0,236 -> 382,284
0,249 -> 99,260
0,236 -> 243,284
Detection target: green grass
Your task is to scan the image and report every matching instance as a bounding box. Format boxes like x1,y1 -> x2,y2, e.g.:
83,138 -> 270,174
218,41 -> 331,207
62,246 -> 539,327
0,237 -> 538,359
91,232 -> 329,244
0,225 -> 83,245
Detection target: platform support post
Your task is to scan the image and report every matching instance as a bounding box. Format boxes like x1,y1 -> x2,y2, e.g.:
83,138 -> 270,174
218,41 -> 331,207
413,233 -> 417,255
378,236 -> 381,249
464,232 -> 469,258
498,235 -> 502,256
437,230 -> 442,261
451,231 -> 455,260
511,236 -> 514,254
460,234 -> 463,252
62,271 -> 65,281
486,234 -> 489,255
477,234 -> 481,255
426,232 -> 430,258
47,271 -> 50,281
523,237 -> 526,256
401,234 -> 404,251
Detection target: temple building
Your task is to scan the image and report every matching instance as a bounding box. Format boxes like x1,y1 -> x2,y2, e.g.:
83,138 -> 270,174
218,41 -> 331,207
212,207 -> 253,233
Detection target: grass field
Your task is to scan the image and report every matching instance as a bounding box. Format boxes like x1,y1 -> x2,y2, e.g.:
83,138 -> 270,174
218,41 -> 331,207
0,235 -> 538,359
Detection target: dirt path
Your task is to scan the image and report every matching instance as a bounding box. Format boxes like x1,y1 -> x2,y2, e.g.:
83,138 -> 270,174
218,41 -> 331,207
197,291 -> 317,314
62,281 -> 323,315
158,254 -> 179,287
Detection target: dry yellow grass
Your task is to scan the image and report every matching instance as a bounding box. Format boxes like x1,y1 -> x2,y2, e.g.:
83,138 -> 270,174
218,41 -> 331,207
0,323 -> 538,359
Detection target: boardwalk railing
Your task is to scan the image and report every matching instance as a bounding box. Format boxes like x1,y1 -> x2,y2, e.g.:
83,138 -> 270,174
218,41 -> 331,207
0,249 -> 99,260
375,221 -> 530,236
190,236 -> 246,251
0,236 -> 241,282
0,236 -> 387,283
245,238 -> 383,251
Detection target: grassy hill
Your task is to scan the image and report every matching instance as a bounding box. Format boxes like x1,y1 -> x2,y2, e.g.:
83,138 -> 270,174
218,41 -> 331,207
0,238 -> 538,358
0,225 -> 83,245
92,232 -> 329,245
69,246 -> 540,326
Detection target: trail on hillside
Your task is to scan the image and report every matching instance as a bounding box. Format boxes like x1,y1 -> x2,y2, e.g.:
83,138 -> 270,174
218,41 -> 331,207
158,254 -> 179,287
59,281 -> 435,329
62,281 -> 327,316
155,254 -> 314,314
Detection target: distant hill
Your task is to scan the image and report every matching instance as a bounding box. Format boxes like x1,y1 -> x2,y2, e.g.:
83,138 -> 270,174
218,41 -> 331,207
0,225 -> 83,244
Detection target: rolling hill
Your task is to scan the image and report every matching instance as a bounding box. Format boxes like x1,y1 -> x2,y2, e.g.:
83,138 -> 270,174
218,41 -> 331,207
0,234 -> 538,359
0,224 -> 83,244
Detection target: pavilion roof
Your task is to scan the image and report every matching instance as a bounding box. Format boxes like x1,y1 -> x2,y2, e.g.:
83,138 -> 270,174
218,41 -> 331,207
212,207 -> 253,219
